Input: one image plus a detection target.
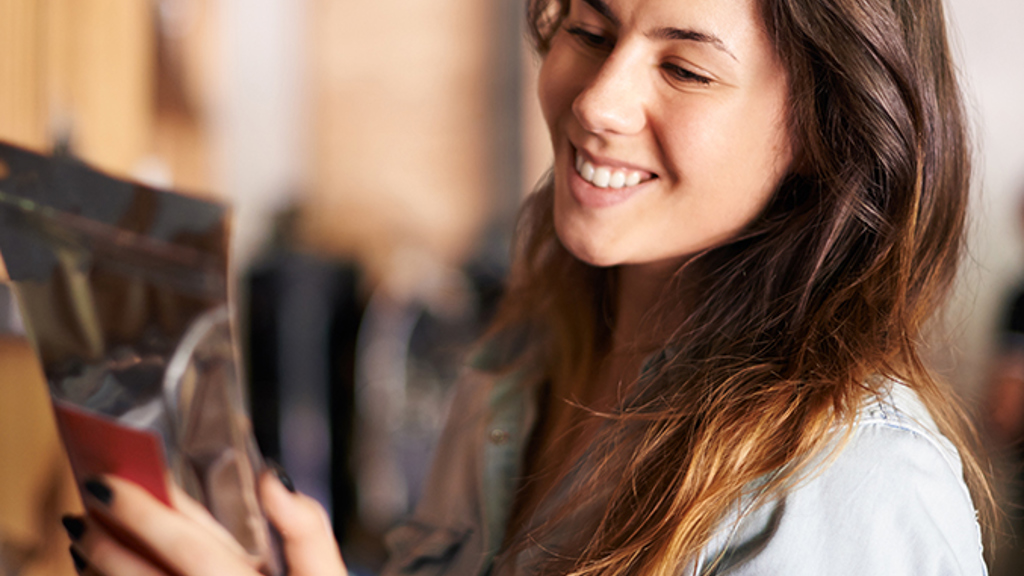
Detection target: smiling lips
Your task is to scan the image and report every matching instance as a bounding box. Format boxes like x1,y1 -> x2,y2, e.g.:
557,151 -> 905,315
574,151 -> 655,189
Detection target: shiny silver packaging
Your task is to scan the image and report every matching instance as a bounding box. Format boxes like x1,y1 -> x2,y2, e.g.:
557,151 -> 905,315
0,142 -> 281,575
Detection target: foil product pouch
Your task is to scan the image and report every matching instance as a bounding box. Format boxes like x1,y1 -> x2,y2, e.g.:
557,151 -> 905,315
0,142 -> 281,575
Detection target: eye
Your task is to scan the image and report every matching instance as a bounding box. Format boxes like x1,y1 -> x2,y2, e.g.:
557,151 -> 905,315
660,62 -> 712,86
566,25 -> 615,51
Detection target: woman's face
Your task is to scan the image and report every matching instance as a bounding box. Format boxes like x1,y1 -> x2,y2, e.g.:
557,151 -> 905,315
539,0 -> 794,271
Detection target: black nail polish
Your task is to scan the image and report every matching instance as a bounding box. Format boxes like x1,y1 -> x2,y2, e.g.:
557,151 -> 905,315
69,546 -> 87,574
83,478 -> 113,505
268,460 -> 297,493
61,515 -> 86,541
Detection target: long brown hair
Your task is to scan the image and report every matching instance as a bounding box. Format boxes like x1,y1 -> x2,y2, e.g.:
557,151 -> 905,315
489,0 -> 995,572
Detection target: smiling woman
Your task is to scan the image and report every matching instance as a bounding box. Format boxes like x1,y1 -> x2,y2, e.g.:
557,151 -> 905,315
67,0 -> 992,574
542,0 -> 793,270
386,0 -> 992,571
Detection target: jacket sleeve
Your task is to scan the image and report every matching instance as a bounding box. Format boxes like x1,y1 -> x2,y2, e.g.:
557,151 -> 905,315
380,369 -> 492,576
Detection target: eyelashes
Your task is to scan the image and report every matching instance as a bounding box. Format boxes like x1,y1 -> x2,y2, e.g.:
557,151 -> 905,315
660,62 -> 712,85
564,25 -> 713,86
567,26 -> 614,50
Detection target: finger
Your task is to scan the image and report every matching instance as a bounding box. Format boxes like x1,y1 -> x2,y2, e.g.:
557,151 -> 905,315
167,482 -> 250,559
66,513 -> 170,576
260,472 -> 347,576
69,546 -> 91,575
81,476 -> 258,576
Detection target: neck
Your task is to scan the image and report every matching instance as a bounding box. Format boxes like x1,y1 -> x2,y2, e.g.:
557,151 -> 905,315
580,261 -> 680,409
611,260 -> 679,354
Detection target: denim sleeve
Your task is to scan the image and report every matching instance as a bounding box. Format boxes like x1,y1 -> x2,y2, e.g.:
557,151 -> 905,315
380,370 -> 491,576
704,421 -> 987,575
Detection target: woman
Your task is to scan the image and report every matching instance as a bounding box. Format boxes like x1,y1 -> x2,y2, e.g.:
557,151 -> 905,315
66,0 -> 993,573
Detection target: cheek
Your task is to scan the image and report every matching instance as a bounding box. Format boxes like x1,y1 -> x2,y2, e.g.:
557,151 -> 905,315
537,41 -> 579,133
661,98 -> 793,194
537,63 -> 561,135
655,106 -> 737,186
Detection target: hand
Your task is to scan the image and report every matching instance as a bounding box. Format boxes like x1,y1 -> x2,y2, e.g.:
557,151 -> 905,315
65,472 -> 348,576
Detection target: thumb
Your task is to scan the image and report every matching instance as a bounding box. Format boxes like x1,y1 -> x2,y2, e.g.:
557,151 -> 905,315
261,470 -> 348,576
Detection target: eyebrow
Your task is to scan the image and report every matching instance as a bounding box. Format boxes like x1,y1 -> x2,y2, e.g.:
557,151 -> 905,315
648,27 -> 738,61
580,0 -> 738,62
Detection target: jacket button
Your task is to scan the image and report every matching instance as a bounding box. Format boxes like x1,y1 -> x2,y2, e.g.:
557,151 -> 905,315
489,429 -> 510,445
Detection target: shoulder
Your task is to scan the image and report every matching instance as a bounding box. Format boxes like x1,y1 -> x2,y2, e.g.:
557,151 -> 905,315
705,382 -> 988,575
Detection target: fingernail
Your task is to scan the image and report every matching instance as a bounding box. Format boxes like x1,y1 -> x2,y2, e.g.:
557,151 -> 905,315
268,460 -> 297,494
69,546 -> 87,574
61,515 -> 86,541
83,478 -> 113,505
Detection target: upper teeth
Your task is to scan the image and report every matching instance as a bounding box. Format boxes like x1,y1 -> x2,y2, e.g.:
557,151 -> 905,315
575,152 -> 648,189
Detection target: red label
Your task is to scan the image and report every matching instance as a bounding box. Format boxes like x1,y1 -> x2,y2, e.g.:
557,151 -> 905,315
53,400 -> 172,506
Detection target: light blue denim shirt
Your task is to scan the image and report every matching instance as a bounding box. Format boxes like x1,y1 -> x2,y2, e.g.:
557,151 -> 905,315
382,358 -> 988,576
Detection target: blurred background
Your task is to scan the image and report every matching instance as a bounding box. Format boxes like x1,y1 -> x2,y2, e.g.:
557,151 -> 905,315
0,0 -> 1021,574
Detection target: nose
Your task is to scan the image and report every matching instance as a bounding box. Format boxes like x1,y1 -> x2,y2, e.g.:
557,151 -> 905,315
572,52 -> 647,135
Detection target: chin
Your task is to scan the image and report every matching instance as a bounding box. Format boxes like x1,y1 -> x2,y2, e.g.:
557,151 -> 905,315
552,187 -> 616,269
555,227 -> 622,269
569,249 -> 619,269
